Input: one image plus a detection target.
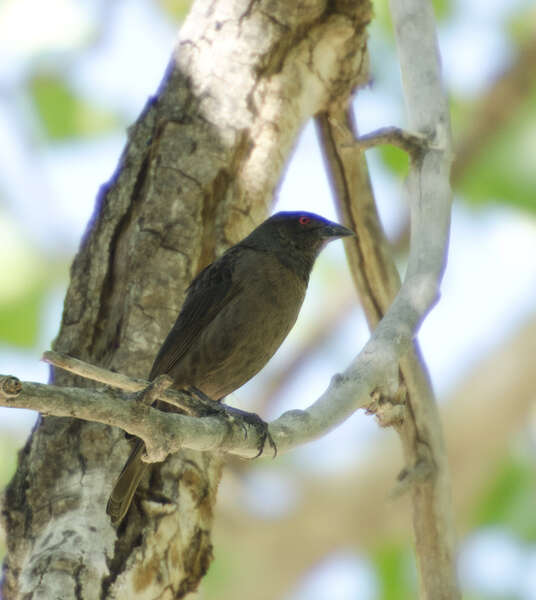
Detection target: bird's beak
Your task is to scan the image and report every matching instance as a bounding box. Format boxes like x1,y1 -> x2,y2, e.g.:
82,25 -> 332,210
319,221 -> 355,239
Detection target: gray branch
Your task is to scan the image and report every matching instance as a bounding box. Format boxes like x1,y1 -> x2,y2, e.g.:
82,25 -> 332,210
316,0 -> 458,597
0,349 -> 374,460
389,0 -> 458,597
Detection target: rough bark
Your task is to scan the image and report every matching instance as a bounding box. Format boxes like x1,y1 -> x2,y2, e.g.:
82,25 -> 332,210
1,1 -> 371,598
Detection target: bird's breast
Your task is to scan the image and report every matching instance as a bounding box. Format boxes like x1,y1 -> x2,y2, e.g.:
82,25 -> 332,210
188,253 -> 307,399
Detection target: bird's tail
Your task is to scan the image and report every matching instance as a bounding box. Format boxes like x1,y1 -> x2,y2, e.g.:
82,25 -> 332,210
106,440 -> 148,525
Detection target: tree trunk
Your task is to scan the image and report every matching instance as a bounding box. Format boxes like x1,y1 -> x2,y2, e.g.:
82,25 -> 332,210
1,1 -> 371,597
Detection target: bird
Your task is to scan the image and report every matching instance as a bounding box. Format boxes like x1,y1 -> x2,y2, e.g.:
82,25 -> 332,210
106,211 -> 354,524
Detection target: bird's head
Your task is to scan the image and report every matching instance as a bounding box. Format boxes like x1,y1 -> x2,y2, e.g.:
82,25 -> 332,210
240,211 -> 355,280
249,211 -> 354,250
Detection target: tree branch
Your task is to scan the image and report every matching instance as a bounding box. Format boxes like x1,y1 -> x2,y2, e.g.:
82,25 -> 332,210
333,121 -> 427,162
0,378 -> 243,460
43,351 -> 195,414
213,311 -> 536,600
0,344 -> 382,460
314,0 -> 459,597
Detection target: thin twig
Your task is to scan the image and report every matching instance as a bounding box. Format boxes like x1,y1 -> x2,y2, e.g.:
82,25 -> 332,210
330,119 -> 427,162
43,350 -> 149,392
43,350 -> 196,414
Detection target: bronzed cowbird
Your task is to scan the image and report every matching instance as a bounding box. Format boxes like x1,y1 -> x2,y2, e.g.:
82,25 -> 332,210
107,211 -> 354,524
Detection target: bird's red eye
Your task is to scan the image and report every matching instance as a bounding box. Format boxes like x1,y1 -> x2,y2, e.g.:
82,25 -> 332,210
299,216 -> 311,225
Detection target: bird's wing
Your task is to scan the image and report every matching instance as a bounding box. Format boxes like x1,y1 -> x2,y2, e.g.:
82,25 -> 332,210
148,247 -> 243,380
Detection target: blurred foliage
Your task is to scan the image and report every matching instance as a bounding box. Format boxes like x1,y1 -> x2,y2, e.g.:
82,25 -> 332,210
0,279 -> 49,347
456,84 -> 536,214
507,4 -> 536,44
0,215 -> 61,347
29,72 -> 121,141
0,431 -> 21,559
373,0 -> 453,34
449,95 -> 472,144
373,543 -> 416,600
0,433 -> 20,494
472,451 -> 536,542
463,595 -> 519,600
378,145 -> 409,179
155,0 -> 192,22
199,547 -> 235,596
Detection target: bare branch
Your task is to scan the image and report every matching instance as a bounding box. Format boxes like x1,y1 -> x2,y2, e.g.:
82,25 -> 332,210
331,120 -> 427,161
356,126 -> 426,158
43,350 -> 195,413
315,0 -> 459,597
42,350 -> 147,392
318,104 -> 459,598
137,374 -> 174,407
0,376 -> 254,459
0,347 -> 374,460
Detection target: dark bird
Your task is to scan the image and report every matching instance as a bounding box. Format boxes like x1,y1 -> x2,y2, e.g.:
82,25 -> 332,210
106,211 -> 354,524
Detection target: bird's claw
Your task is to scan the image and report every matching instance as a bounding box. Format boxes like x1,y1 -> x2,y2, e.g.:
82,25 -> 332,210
228,406 -> 276,459
194,400 -> 249,439
190,391 -> 276,458
189,388 -> 276,457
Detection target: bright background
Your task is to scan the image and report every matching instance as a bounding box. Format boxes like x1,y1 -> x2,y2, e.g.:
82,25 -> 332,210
1,0 -> 535,598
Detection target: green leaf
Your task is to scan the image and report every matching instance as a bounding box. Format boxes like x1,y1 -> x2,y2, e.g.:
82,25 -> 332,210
472,454 -> 536,542
373,543 -> 416,600
29,73 -> 120,141
0,215 -> 59,347
456,83 -> 536,214
373,0 -> 453,34
0,279 -> 50,347
507,5 -> 536,45
199,545 -> 234,593
378,144 -> 410,178
156,0 -> 192,22
0,433 -> 21,489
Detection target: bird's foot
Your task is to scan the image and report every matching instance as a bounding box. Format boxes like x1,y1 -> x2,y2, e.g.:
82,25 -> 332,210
189,389 -> 276,458
222,405 -> 277,459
